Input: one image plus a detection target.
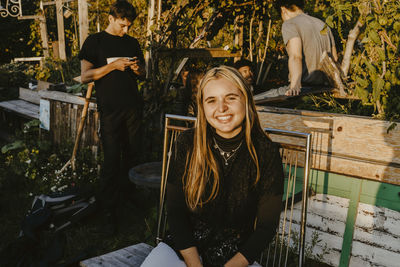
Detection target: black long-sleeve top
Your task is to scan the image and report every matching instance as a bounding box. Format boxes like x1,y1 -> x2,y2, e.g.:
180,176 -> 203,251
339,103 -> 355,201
166,127 -> 284,266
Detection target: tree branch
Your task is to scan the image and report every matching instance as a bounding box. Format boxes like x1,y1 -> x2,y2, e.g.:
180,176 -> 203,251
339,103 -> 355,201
340,19 -> 363,78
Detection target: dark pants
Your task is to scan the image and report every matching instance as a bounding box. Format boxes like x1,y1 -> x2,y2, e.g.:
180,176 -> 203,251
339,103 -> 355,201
98,108 -> 142,211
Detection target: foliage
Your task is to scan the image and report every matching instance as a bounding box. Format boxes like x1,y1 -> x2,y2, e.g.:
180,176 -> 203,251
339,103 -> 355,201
24,56 -> 81,85
0,122 -> 158,263
0,0 -> 38,63
323,0 -> 400,119
0,62 -> 33,88
262,229 -> 329,266
0,119 -> 99,193
0,62 -> 33,101
2,1 -> 400,120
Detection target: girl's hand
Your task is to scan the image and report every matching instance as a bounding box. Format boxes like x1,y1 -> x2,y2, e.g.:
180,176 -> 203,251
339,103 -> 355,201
224,252 -> 249,267
180,247 -> 203,267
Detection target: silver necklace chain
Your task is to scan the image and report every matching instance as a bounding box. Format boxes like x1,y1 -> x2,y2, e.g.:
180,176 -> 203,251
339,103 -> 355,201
213,137 -> 243,166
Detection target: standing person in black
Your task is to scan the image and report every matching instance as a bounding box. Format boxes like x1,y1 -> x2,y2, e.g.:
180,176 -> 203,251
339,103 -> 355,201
140,66 -> 283,267
78,1 -> 146,220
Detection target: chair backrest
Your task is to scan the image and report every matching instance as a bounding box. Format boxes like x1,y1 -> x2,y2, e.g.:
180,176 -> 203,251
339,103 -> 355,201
156,114 -> 196,243
155,114 -> 312,267
263,128 -> 312,267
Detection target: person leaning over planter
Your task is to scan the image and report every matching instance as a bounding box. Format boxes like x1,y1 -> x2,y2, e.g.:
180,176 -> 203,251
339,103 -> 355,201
78,0 -> 145,225
275,0 -> 338,96
140,66 -> 284,267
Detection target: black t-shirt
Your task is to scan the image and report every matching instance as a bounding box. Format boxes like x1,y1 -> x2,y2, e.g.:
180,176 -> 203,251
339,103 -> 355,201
78,31 -> 145,112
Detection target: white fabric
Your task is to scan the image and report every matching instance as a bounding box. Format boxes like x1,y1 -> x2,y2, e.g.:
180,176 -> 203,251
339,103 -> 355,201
140,242 -> 186,267
141,242 -> 262,267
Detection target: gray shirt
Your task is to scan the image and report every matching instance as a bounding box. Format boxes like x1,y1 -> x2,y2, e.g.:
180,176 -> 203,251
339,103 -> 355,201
282,13 -> 335,85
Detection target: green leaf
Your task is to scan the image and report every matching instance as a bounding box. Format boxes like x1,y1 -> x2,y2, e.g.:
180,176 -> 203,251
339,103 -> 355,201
320,25 -> 328,35
1,140 -> 24,154
369,21 -> 381,30
325,16 -> 334,28
24,119 -> 40,129
394,22 -> 400,33
364,60 -> 376,74
377,48 -> 385,61
369,30 -> 381,44
355,85 -> 369,103
387,122 -> 397,134
372,77 -> 384,101
356,77 -> 369,88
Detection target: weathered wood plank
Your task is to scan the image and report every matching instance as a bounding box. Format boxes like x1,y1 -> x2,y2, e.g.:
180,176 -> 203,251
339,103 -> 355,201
0,100 -> 39,119
278,193 -> 400,267
350,242 -> 399,267
349,202 -> 400,267
257,106 -> 400,185
354,203 -> 400,250
80,243 -> 153,267
78,0 -> 89,48
48,100 -> 100,150
39,90 -> 97,109
19,88 -> 41,105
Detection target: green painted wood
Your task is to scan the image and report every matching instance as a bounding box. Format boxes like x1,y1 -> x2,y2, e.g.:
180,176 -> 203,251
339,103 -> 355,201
339,179 -> 362,267
360,179 -> 400,212
286,167 -> 400,212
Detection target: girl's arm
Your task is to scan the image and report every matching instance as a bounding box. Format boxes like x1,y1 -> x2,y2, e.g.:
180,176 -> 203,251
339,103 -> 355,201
235,143 -> 284,264
180,246 -> 203,267
224,252 -> 248,267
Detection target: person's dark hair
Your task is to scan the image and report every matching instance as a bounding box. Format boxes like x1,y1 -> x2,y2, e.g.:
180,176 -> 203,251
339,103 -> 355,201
109,0 -> 137,22
274,0 -> 304,13
233,59 -> 254,74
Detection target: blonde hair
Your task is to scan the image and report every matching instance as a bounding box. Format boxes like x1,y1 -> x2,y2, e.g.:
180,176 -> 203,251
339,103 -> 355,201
184,65 -> 264,210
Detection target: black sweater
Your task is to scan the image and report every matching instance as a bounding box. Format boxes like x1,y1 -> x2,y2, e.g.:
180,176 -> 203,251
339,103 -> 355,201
166,127 -> 284,266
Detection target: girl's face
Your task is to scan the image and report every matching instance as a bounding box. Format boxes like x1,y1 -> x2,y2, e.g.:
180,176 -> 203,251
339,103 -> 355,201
202,77 -> 246,139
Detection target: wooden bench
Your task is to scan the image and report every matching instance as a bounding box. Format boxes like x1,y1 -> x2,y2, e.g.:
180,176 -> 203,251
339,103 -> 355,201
0,99 -> 39,120
80,243 -> 153,267
0,87 -> 42,120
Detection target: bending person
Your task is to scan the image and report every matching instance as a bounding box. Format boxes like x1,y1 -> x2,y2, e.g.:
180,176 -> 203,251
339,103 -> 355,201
143,66 -> 284,267
275,0 -> 338,96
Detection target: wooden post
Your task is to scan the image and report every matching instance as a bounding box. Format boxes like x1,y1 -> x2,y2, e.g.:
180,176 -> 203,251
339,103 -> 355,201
55,0 -> 66,60
78,0 -> 88,48
52,41 -> 60,59
145,0 -> 156,81
339,179 -> 362,267
39,13 -> 49,57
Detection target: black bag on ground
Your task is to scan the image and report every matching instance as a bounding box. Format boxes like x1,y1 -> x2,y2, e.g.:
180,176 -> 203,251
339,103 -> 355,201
22,188 -> 96,238
0,188 -> 96,267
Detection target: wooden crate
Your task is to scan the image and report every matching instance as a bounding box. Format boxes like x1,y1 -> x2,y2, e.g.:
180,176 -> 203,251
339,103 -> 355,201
257,106 -> 400,186
39,90 -> 100,152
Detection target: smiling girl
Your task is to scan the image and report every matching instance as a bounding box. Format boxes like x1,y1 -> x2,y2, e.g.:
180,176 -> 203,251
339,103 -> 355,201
142,66 -> 284,267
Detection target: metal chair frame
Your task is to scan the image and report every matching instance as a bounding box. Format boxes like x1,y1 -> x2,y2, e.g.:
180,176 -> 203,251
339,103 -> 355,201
155,114 -> 312,267
263,128 -> 312,267
156,114 -> 195,244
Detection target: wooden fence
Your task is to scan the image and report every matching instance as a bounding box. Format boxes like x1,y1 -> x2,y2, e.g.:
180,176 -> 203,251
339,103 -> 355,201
39,90 -> 100,153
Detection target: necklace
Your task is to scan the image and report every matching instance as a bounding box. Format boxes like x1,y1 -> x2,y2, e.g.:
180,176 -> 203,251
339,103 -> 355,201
213,137 -> 243,166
